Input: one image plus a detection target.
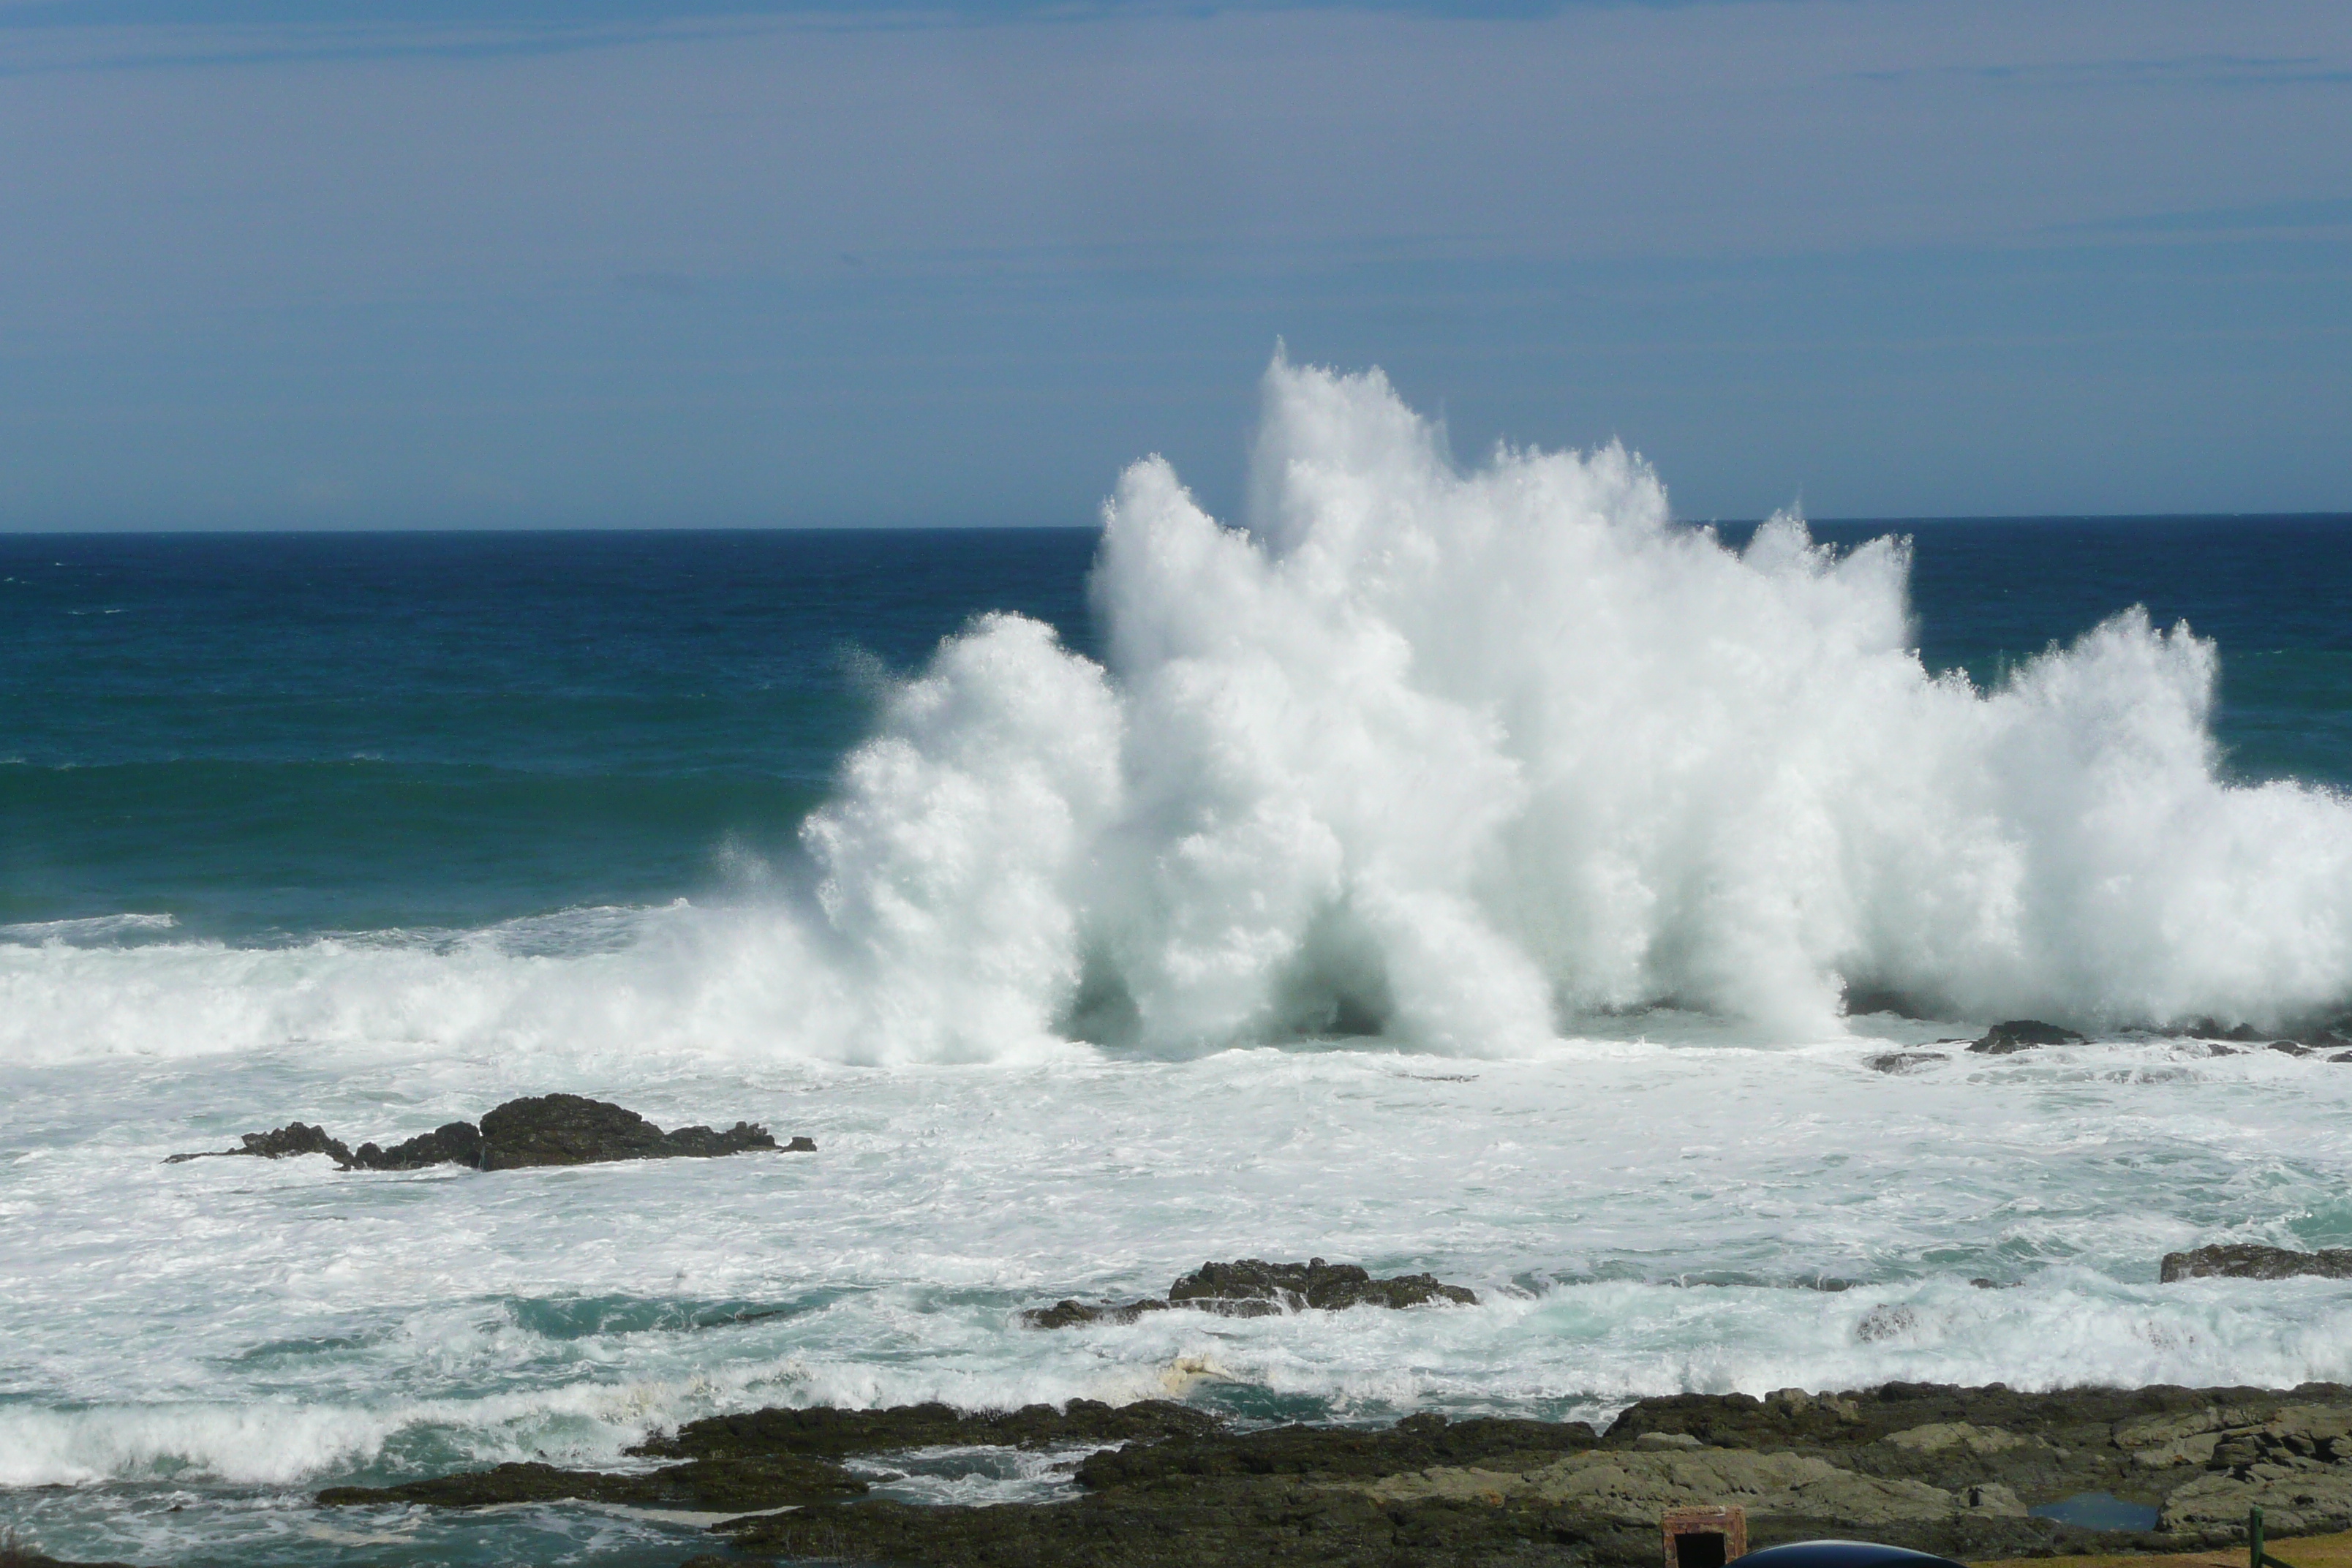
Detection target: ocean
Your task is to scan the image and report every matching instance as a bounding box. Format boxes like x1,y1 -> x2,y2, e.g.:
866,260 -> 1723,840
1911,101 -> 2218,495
6,361 -> 2352,1567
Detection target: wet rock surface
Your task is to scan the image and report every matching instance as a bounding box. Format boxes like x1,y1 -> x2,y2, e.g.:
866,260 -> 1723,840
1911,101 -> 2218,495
475,1094 -> 777,1169
165,1095 -> 805,1171
1022,1257 -> 1478,1327
314,1381 -> 2352,1568
162,1121 -> 352,1164
1967,1019 -> 2087,1055
2161,1244 -> 2352,1283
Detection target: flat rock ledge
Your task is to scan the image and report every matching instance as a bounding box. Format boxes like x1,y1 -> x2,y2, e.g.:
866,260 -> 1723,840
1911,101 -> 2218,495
317,1381 -> 2352,1568
165,1093 -> 813,1171
2161,1243 -> 2352,1283
1020,1257 -> 1479,1328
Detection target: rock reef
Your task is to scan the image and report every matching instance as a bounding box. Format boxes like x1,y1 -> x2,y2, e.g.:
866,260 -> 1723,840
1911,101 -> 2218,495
165,1093 -> 807,1171
2160,1244 -> 2352,1284
1020,1257 -> 1479,1328
315,1381 -> 2352,1568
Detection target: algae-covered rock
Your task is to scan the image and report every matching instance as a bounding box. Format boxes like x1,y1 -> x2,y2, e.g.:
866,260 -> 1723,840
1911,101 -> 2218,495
1360,1447 -> 2019,1523
2160,1244 -> 2352,1283
633,1398 -> 1220,1463
317,1454 -> 867,1512
1022,1257 -> 1477,1327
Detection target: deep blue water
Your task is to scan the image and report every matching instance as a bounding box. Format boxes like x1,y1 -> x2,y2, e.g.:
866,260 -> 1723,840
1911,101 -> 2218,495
4,517 -> 2348,942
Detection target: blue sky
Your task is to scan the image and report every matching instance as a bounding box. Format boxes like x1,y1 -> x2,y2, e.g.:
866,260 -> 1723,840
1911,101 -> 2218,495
2,0 -> 2347,527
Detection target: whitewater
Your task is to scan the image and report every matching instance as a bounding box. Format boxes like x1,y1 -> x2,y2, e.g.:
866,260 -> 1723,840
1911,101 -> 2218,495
6,357 -> 2352,1565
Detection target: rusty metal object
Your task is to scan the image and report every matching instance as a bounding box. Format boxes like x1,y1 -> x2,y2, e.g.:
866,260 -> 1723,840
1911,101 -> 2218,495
1664,1504 -> 1747,1568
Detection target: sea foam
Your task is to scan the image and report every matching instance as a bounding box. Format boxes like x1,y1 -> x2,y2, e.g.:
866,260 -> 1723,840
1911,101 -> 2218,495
7,355 -> 2351,1068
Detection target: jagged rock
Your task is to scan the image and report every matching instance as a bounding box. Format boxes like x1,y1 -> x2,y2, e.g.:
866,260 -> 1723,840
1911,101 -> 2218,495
168,1097 -> 806,1171
350,1121 -> 482,1171
162,1121 -> 353,1164
476,1094 -> 777,1169
1967,1020 -> 2086,1055
1021,1257 -> 1477,1327
2157,1404 -> 2352,1534
2113,1404 -> 2267,1468
1021,1297 -> 1172,1329
1170,1258 -> 1477,1311
2160,1244 -> 2352,1283
1866,1052 -> 1947,1074
2186,1019 -> 2269,1043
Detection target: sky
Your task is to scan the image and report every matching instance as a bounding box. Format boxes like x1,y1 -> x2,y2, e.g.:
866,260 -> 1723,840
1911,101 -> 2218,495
1,0 -> 2348,529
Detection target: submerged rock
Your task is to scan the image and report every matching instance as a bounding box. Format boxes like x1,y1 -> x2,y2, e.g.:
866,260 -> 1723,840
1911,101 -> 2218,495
167,1096 -> 807,1171
1865,1051 -> 1947,1074
1022,1256 -> 1477,1328
2160,1243 -> 2352,1282
162,1121 -> 353,1165
1966,1019 -> 2087,1055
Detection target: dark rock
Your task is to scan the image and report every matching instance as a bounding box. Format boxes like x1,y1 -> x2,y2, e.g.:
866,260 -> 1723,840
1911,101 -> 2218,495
164,1121 -> 353,1165
1074,1409 -> 1597,1489
1019,1297 -> 1172,1329
1169,1257 -> 1477,1311
475,1095 -> 777,1169
1966,1020 -> 2087,1055
317,1455 -> 865,1512
631,1398 -> 1221,1462
1022,1257 -> 1478,1328
2186,1019 -> 2267,1042
170,1098 -> 800,1172
2269,1041 -> 2314,1058
350,1121 -> 482,1171
2160,1243 -> 2352,1283
1866,1051 -> 1947,1074
2334,1052 -> 2352,1064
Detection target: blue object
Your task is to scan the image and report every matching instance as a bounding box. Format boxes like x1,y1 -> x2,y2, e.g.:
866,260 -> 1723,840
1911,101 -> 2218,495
1738,1544 -> 1968,1568
2028,1492 -> 2162,1532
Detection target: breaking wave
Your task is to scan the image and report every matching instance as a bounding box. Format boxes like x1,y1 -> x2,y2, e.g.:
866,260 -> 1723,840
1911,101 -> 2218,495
8,355 -> 2352,1066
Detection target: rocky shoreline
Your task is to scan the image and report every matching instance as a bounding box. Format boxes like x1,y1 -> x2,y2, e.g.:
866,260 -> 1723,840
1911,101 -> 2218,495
298,1380 -> 2352,1568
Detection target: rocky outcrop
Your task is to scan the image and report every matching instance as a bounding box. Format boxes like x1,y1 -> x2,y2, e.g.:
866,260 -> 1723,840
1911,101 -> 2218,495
163,1122 -> 352,1164
166,1096 -> 806,1171
2155,1403 -> 2352,1534
1865,1052 -> 1948,1074
1022,1258 -> 1478,1328
1967,1020 -> 2086,1055
2160,1244 -> 2352,1283
351,1121 -> 482,1171
475,1094 -> 777,1169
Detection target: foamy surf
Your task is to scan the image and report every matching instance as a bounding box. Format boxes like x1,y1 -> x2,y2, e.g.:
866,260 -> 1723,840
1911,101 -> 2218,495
7,355 -> 2351,1071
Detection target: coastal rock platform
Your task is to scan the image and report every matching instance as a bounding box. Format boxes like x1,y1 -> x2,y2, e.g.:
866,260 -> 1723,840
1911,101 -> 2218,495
311,1381 -> 2352,1568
